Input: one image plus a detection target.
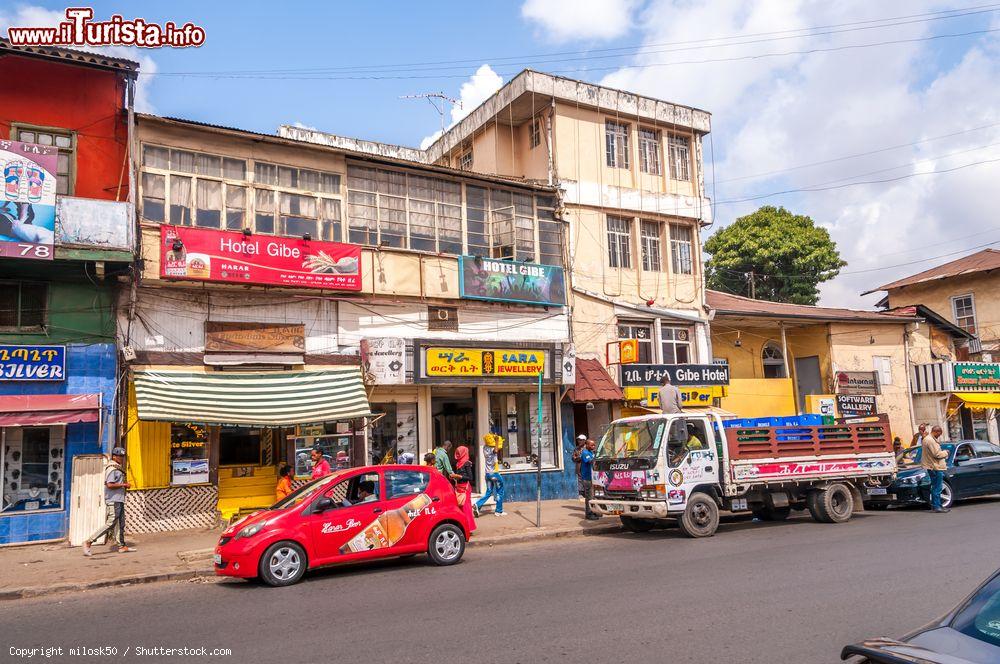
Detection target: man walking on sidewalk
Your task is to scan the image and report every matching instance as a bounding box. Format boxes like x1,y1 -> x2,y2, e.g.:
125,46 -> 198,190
83,447 -> 135,555
922,425 -> 950,513
581,439 -> 599,521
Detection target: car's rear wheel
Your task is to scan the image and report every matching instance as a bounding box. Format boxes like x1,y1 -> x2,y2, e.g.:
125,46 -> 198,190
427,523 -> 465,566
620,516 -> 655,532
810,483 -> 854,523
259,541 -> 307,587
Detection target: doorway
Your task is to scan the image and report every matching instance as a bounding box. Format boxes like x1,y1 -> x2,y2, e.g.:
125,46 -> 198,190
794,356 -> 823,412
431,391 -> 477,489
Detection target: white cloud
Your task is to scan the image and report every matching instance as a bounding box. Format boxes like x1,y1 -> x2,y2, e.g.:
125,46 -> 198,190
420,64 -> 504,149
521,0 -> 641,42
292,121 -> 317,130
597,0 -> 1000,307
0,4 -> 159,112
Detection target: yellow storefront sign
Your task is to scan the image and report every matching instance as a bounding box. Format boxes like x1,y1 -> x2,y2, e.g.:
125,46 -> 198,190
425,348 -> 546,377
623,386 -> 726,407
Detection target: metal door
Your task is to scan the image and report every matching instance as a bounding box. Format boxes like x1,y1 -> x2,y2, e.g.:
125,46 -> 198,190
68,454 -> 107,546
794,356 -> 823,411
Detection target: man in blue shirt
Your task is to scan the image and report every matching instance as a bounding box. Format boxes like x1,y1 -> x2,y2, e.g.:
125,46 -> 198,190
580,439 -> 600,521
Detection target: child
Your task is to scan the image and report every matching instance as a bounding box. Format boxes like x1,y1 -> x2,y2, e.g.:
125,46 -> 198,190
276,464 -> 293,502
423,452 -> 437,467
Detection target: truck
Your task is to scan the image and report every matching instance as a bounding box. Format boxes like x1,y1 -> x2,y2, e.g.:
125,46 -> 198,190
589,412 -> 896,537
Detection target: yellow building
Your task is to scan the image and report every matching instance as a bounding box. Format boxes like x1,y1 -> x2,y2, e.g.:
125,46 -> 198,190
707,290 -> 920,440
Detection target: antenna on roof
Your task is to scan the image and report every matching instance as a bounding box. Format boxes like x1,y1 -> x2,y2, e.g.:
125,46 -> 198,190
400,92 -> 462,133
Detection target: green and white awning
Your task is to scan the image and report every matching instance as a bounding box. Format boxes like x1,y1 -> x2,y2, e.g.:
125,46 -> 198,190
133,368 -> 371,426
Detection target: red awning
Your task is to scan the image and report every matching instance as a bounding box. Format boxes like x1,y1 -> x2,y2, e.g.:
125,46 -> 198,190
0,393 -> 101,426
567,359 -> 625,403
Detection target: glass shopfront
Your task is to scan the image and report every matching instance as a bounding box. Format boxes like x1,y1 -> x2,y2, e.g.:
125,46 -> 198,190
1,426 -> 65,514
488,391 -> 557,472
370,402 -> 418,465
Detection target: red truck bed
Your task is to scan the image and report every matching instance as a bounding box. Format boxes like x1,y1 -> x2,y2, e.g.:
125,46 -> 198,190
725,420 -> 892,460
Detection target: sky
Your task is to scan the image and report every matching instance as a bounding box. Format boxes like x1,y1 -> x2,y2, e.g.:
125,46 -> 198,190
3,1 -> 998,309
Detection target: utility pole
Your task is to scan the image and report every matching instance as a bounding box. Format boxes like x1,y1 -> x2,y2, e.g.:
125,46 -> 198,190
748,271 -> 756,299
399,92 -> 462,134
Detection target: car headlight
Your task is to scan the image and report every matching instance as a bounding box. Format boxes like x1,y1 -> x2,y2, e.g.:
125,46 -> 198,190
898,473 -> 925,486
235,522 -> 266,539
593,487 -> 604,497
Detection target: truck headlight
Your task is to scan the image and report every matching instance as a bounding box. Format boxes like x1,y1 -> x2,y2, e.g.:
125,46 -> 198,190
641,484 -> 666,499
593,487 -> 604,497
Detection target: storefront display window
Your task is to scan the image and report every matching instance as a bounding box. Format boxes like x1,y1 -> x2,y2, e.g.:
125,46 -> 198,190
2,426 -> 64,514
370,402 -> 418,464
219,426 -> 263,466
170,424 -> 209,485
292,433 -> 353,478
488,392 -> 557,472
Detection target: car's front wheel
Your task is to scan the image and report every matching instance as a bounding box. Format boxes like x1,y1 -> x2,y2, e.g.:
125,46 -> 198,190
940,481 -> 954,509
259,541 -> 307,587
427,523 -> 466,566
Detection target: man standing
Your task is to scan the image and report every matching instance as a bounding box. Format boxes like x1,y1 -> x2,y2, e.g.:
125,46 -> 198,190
921,425 -> 950,513
658,374 -> 684,414
83,447 -> 134,555
573,434 -> 587,501
581,439 -> 599,521
310,447 -> 332,479
434,440 -> 455,479
910,423 -> 927,449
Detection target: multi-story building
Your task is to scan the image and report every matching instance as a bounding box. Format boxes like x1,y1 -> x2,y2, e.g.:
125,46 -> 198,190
124,113 -> 574,531
0,40 -> 136,545
289,70 -> 715,438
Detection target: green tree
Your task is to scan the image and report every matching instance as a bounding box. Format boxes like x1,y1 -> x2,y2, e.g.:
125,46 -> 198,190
704,206 -> 846,305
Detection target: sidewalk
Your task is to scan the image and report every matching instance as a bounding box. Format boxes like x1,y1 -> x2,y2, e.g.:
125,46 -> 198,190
0,499 -> 618,600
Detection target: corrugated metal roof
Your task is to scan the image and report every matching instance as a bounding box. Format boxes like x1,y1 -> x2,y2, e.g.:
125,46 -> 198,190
0,38 -> 139,72
866,248 -> 1000,293
706,290 -> 918,323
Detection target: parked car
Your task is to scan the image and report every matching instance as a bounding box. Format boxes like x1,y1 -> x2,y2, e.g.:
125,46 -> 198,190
866,440 -> 1000,510
214,465 -> 472,586
841,568 -> 1000,663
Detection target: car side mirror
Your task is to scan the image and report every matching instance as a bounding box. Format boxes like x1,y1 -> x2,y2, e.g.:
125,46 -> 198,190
955,455 -> 972,465
314,496 -> 335,512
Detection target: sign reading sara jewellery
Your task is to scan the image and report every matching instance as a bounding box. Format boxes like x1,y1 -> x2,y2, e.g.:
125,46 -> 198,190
160,225 -> 361,291
0,140 -> 57,261
361,338 -> 406,385
0,345 -> 65,381
425,348 -> 546,377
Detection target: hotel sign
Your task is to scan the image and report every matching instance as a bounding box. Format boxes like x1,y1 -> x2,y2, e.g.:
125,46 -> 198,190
620,364 -> 730,387
424,347 -> 546,377
459,256 -> 565,307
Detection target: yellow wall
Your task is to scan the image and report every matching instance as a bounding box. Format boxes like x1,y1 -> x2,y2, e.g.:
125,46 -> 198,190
721,378 -> 796,417
887,273 -> 1000,348
125,387 -> 171,489
711,321 -> 830,384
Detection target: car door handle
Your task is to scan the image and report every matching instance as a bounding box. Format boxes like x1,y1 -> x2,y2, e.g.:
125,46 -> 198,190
704,466 -> 712,472
432,496 -> 441,502
372,507 -> 383,514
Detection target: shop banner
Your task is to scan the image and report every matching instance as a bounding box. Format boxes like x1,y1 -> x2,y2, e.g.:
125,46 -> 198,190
0,345 -> 65,381
361,337 -> 406,385
0,140 -> 57,261
836,394 -> 877,417
625,385 -> 724,407
459,256 -> 565,307
954,362 -> 1000,391
834,371 -> 880,395
620,363 -> 730,387
160,225 -> 362,291
425,347 -> 546,377
205,322 -> 305,353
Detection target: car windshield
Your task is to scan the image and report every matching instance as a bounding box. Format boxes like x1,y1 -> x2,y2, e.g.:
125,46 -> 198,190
596,419 -> 664,459
952,572 -> 1000,648
270,471 -> 345,510
897,444 -> 955,467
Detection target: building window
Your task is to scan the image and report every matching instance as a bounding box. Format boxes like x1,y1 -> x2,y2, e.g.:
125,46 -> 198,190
141,172 -> 165,222
951,294 -> 977,335
488,392 -> 558,472
640,220 -> 662,272
607,215 -> 632,269
225,186 -> 246,231
662,327 -> 692,364
14,126 -> 75,195
280,192 -> 319,237
169,175 -> 193,225
669,223 -> 694,274
873,356 -> 892,387
195,179 -> 223,228
0,281 -> 47,332
762,342 -> 786,378
618,321 -> 653,363
218,426 -> 263,466
605,120 -> 630,169
1,426 -> 64,514
529,118 -> 542,149
668,135 -> 692,182
458,150 -> 473,171
639,128 -> 661,175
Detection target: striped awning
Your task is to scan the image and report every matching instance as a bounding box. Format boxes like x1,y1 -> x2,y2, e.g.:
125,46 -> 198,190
133,368 -> 371,426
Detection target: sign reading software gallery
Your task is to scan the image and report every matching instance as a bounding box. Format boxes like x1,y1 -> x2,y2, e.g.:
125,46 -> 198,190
459,256 -> 565,307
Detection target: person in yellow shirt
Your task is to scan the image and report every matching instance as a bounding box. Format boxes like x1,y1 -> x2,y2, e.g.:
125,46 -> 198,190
474,433 -> 506,518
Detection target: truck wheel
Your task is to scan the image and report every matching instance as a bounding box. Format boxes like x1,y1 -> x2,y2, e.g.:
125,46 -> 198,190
620,516 -> 655,533
752,505 -> 791,521
258,541 -> 308,587
678,492 -> 719,538
813,484 -> 854,523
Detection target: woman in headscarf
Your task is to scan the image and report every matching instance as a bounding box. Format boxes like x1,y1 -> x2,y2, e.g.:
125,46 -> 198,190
453,445 -> 477,532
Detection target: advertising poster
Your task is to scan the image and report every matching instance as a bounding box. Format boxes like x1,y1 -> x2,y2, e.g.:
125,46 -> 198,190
160,225 -> 362,291
0,345 -> 65,381
836,394 -> 877,417
459,256 -> 565,307
170,423 -> 209,485
361,337 -> 406,385
0,140 -> 57,260
834,371 -> 880,395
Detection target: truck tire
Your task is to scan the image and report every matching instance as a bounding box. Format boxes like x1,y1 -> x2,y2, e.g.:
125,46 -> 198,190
752,505 -> 791,521
811,484 -> 854,524
678,492 -> 719,538
620,516 -> 655,533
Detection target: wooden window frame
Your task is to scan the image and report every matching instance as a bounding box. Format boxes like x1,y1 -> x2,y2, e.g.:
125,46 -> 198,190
11,122 -> 77,196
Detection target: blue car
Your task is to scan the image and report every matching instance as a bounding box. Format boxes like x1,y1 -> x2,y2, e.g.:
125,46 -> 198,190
866,440 -> 1000,510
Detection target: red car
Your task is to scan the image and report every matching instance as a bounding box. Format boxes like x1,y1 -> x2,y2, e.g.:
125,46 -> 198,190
214,465 -> 472,586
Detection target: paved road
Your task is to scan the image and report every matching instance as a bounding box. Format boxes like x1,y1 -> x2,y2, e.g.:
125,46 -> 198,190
4,499 -> 1000,664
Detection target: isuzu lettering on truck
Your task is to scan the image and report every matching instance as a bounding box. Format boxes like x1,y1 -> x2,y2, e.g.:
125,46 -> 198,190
589,413 -> 896,537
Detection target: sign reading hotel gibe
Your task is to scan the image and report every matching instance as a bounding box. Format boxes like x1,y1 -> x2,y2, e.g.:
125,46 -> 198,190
425,348 -> 546,377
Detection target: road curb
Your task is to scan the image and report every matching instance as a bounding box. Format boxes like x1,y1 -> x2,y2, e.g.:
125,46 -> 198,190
1,523 -> 622,600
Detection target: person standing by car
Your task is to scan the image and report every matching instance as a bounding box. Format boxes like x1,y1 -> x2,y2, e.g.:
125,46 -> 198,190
310,447 -> 332,480
453,445 -> 477,532
83,447 -> 134,555
573,434 -> 587,501
434,440 -> 455,480
581,439 -> 599,521
922,425 -> 950,513
276,464 -> 293,501
911,423 -> 928,449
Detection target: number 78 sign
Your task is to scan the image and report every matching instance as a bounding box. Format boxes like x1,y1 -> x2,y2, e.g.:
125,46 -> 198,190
0,140 -> 58,261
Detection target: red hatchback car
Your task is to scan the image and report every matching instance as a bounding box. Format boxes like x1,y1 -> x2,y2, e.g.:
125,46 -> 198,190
214,465 -> 472,586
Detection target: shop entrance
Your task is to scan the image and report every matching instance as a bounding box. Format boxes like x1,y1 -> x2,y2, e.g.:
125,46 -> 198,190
431,391 -> 477,489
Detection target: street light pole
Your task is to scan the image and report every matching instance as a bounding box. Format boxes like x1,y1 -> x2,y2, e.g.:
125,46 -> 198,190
536,369 -> 543,528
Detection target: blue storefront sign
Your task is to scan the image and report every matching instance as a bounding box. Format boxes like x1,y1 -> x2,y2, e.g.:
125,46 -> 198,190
459,256 -> 566,307
0,345 -> 65,381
